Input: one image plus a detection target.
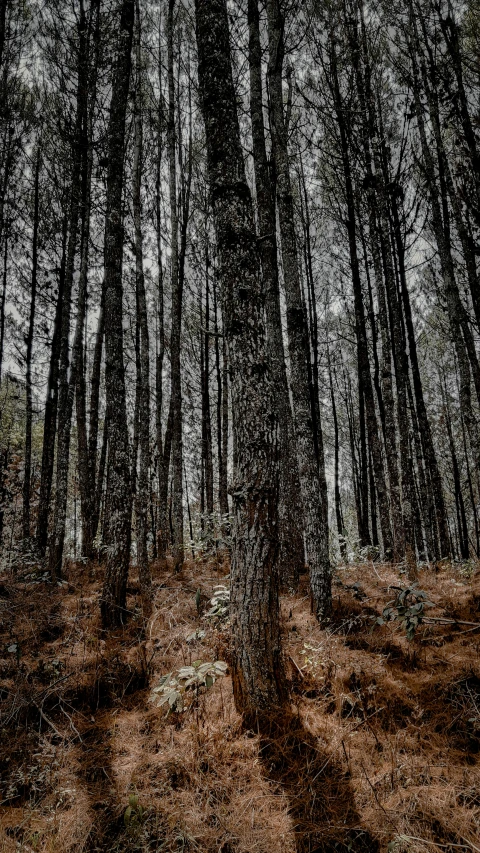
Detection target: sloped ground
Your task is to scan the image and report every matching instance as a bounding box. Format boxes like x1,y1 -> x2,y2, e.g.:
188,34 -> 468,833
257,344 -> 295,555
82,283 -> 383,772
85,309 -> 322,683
0,557 -> 479,852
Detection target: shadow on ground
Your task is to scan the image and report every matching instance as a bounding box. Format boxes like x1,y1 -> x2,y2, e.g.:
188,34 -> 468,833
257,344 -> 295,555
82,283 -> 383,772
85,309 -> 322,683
259,713 -> 380,853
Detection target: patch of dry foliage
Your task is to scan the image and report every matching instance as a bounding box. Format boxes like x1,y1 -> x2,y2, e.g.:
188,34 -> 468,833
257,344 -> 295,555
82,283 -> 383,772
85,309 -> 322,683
0,557 -> 479,852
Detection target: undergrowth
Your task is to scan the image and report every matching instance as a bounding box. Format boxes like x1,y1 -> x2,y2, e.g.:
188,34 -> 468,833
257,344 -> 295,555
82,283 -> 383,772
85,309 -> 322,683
0,558 -> 479,852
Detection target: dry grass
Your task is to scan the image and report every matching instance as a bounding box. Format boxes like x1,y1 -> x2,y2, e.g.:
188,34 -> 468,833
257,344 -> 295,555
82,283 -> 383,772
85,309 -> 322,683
0,557 -> 479,852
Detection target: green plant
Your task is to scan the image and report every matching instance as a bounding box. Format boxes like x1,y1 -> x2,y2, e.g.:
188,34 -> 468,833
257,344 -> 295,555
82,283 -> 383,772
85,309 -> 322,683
150,660 -> 228,712
375,583 -> 434,640
124,792 -> 144,833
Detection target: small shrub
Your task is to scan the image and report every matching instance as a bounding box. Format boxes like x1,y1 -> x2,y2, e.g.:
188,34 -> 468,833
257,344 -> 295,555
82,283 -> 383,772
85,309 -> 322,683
150,660 -> 228,713
375,583 -> 434,640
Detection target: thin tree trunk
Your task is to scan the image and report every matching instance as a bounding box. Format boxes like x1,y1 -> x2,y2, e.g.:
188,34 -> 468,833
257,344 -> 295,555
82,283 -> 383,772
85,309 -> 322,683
23,148 -> 41,543
0,220 -> 7,387
327,341 -> 346,562
329,30 -> 393,557
266,0 -> 330,616
391,187 -> 449,560
36,212 -> 68,557
76,0 -> 100,562
167,0 -> 184,572
213,270 -> 228,527
248,0 -> 303,588
443,382 -> 469,559
203,244 -> 214,531
408,12 -> 480,481
155,19 -> 169,564
49,0 -> 89,579
133,0 -> 151,605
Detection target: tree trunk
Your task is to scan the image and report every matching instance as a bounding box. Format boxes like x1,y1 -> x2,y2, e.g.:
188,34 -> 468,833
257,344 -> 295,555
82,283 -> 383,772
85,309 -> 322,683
167,0 -> 184,572
213,271 -> 229,529
36,212 -> 68,557
195,0 -> 288,722
75,0 -> 101,562
154,21 -> 169,564
133,0 -> 151,605
408,13 -> 480,480
23,147 -> 41,543
49,0 -> 89,579
247,0 -> 303,589
327,341 -> 347,562
329,30 -> 393,557
100,0 -> 134,629
266,0 -> 331,617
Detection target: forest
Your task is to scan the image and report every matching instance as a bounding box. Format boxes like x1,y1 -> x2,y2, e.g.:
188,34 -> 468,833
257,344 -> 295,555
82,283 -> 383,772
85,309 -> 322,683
0,0 -> 479,850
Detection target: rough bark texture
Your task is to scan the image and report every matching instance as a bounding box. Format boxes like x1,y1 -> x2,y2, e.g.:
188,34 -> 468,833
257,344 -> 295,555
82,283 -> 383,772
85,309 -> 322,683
247,0 -> 303,589
167,0 -> 184,572
133,0 -> 151,605
195,0 -> 288,722
100,0 -> 134,629
36,213 -> 67,557
48,0 -> 89,579
266,0 -> 331,617
23,148 -> 40,543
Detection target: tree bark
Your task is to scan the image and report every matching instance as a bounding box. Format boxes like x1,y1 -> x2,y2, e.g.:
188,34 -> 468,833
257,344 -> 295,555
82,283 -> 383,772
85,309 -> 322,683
36,211 -> 68,557
195,0 -> 288,722
133,0 -> 151,605
100,0 -> 134,628
247,0 -> 303,589
23,147 -> 41,543
266,0 -> 331,616
48,0 -> 89,579
167,0 -> 184,572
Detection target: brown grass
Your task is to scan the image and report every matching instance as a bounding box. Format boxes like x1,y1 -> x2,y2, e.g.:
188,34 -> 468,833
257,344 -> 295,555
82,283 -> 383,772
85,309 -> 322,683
0,558 -> 479,852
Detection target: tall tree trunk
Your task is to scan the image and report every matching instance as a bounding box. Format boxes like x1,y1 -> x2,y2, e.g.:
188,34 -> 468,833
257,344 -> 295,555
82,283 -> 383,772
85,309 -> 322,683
443,382 -> 469,559
0,218 -> 7,387
133,0 -> 151,605
247,0 -> 303,588
266,0 -> 331,616
436,2 -> 480,225
391,187 -> 450,560
220,332 -> 229,518
167,0 -> 184,572
154,20 -> 169,564
76,0 -> 101,562
100,0 -> 134,628
327,341 -> 347,562
49,0 -> 89,579
36,212 -> 68,557
23,147 -> 41,543
408,12 -> 480,480
213,271 -> 229,528
202,243 -> 214,532
346,1 -> 405,561
329,31 -> 393,557
195,0 -> 288,722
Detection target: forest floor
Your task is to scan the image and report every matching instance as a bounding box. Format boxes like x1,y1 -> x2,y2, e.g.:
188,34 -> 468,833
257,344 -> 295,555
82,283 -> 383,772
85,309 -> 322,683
0,556 -> 479,853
